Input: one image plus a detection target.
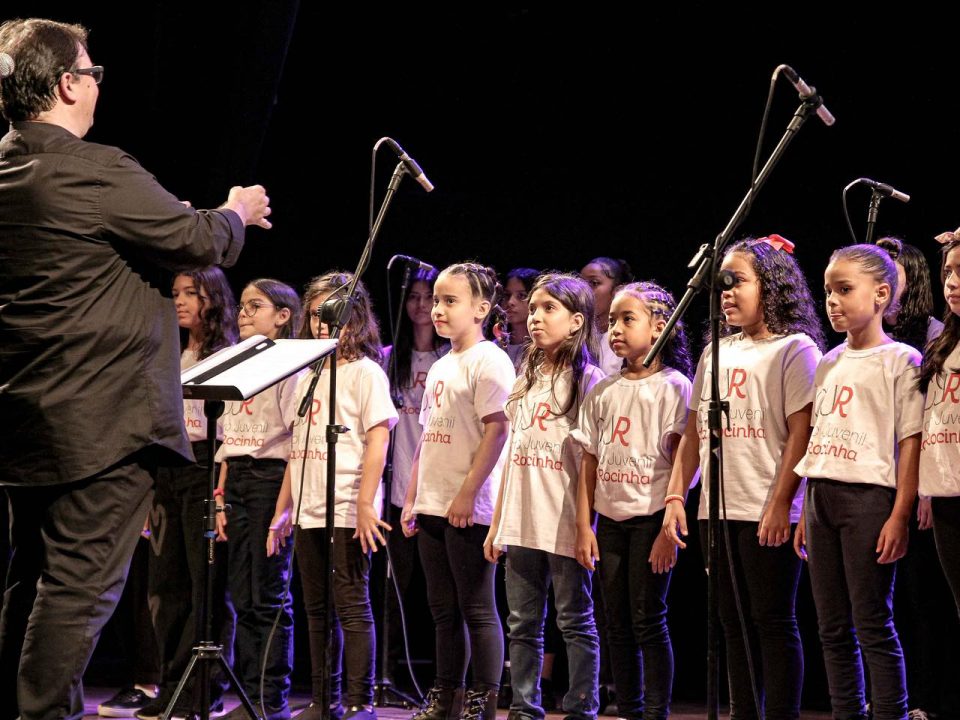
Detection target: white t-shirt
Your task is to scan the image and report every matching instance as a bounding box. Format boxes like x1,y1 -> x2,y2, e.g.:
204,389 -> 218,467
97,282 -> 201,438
288,357 -> 399,529
795,341 -> 922,488
383,346 -> 449,507
414,341 -> 516,526
692,333 -> 820,522
920,341 -> 960,497
927,316 -> 945,346
215,371 -> 303,462
181,348 -> 223,443
573,367 -> 692,521
598,330 -> 623,377
494,364 -> 605,557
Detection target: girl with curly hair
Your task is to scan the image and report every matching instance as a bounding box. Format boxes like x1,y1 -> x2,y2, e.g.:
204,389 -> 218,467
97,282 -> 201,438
144,267 -> 238,717
663,236 -> 824,720
573,280 -> 693,720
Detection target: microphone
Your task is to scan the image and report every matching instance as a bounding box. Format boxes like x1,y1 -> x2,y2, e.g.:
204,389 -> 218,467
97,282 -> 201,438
388,254 -> 436,273
0,52 -> 14,79
781,65 -> 836,127
384,138 -> 434,192
856,177 -> 910,203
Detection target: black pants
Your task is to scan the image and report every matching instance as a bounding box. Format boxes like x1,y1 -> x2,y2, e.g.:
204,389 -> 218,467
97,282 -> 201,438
805,479 -> 906,720
417,514 -> 502,691
295,525 -> 375,707
148,441 -> 235,706
700,519 -> 804,720
0,450 -> 155,720
597,512 -> 673,720
226,457 -> 294,712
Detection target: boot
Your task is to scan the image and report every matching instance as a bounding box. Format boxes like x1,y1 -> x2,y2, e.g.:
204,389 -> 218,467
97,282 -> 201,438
411,687 -> 464,720
460,689 -> 498,720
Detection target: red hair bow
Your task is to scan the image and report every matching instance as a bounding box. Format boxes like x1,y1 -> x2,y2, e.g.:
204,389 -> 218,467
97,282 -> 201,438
757,234 -> 795,254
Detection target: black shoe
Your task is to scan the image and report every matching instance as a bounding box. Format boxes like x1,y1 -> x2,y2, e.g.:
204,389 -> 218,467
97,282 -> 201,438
459,689 -> 497,720
99,687 -> 158,718
411,687 -> 464,720
294,703 -> 344,720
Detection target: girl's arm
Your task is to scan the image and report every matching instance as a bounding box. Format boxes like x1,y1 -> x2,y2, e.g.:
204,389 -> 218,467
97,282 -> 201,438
575,451 -> 600,571
483,459 -> 511,563
876,433 -> 920,564
400,437 -> 422,537
266,462 -> 294,557
662,411 -> 700,548
447,410 -> 510,528
354,421 -> 392,554
649,432 -> 683,573
758,404 -> 813,547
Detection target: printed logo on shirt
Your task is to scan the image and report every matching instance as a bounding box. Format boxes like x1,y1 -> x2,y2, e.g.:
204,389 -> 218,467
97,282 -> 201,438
925,372 -> 960,413
596,452 -> 654,486
413,370 -> 428,389
814,384 -> 855,418
222,399 -> 256,416
696,368 -> 766,440
433,380 -> 444,408
290,448 -> 330,460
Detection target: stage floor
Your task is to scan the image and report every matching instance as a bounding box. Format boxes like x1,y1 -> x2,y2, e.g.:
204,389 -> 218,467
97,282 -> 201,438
80,689 -> 833,719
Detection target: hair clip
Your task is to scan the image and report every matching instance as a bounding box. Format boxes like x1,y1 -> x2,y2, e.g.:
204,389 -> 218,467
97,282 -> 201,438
757,234 -> 795,254
935,228 -> 960,245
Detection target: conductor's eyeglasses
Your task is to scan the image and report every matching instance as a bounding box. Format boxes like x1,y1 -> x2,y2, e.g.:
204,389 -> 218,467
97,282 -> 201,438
71,65 -> 104,84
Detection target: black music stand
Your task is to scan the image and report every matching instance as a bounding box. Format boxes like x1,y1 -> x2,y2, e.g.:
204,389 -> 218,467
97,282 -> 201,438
166,335 -> 338,720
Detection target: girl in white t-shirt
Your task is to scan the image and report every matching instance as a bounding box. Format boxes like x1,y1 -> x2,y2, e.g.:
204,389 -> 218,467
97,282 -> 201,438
381,266 -> 449,683
267,271 -> 399,720
146,267 -> 238,715
210,278 -> 301,719
502,267 -> 539,371
580,257 -> 634,377
401,262 -> 516,720
919,230 -> 960,616
572,281 -> 692,720
794,244 -> 923,720
483,272 -> 604,720
663,236 -> 825,720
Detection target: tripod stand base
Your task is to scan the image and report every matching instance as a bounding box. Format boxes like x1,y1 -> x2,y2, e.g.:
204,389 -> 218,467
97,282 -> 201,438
373,679 -> 418,709
165,642 -> 261,720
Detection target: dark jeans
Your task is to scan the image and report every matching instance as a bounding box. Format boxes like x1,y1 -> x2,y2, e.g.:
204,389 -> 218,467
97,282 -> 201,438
0,450 -> 155,720
699,519 -> 803,720
417,514 -> 502,691
225,456 -> 294,712
597,512 -> 673,720
295,525 -> 375,707
932,495 -> 960,617
805,479 -> 907,720
505,546 -> 599,720
148,441 -> 235,706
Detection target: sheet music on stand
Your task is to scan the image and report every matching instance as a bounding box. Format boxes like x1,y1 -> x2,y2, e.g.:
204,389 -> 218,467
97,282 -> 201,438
181,334 -> 337,400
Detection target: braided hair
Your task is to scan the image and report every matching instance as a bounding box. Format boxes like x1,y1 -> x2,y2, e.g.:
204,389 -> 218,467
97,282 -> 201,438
441,262 -> 507,346
614,281 -> 692,378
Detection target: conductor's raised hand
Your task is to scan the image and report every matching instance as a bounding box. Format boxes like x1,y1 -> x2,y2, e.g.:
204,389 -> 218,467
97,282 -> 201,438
224,185 -> 272,229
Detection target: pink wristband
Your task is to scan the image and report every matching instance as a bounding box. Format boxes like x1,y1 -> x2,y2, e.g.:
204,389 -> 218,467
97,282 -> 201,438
664,494 -> 685,505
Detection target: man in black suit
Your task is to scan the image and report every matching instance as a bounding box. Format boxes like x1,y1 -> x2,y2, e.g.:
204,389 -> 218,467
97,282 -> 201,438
0,18 -> 272,719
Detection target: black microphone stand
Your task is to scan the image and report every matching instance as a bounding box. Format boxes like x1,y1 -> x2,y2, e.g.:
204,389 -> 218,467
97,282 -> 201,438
373,260 -> 419,708
644,95 -> 821,720
865,189 -> 883,245
297,162 -> 411,720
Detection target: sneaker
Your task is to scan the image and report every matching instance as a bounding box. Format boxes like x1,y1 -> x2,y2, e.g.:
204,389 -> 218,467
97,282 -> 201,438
343,706 -> 376,720
99,687 -> 157,718
171,700 -> 226,719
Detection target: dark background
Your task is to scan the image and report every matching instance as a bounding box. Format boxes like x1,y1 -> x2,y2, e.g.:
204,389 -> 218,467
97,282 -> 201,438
7,2 -> 960,711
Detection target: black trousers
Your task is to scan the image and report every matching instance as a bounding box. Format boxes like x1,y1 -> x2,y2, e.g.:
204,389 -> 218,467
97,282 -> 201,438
148,441 -> 235,706
0,450 -> 155,720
